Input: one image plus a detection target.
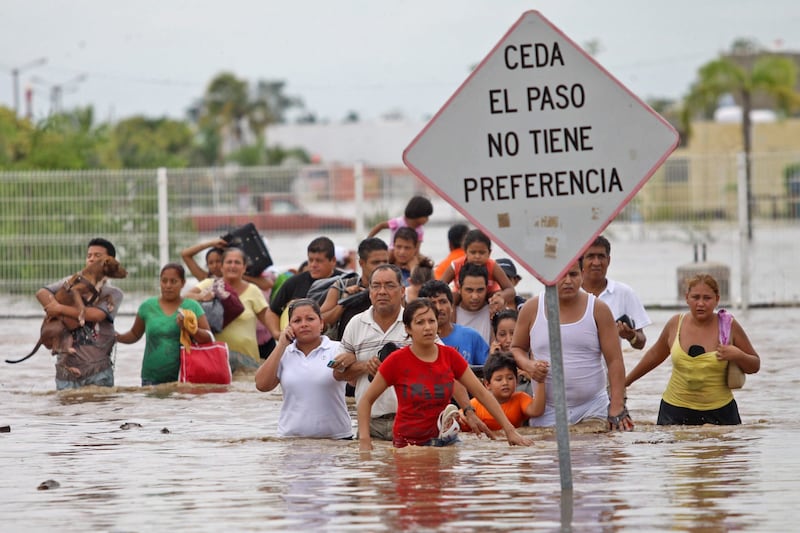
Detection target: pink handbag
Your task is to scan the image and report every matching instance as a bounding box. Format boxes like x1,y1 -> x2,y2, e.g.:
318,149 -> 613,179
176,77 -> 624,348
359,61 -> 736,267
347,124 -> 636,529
179,342 -> 232,385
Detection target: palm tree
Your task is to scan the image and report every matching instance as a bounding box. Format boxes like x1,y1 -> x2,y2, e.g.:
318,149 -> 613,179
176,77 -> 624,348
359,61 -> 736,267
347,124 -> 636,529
192,73 -> 304,164
682,40 -> 799,239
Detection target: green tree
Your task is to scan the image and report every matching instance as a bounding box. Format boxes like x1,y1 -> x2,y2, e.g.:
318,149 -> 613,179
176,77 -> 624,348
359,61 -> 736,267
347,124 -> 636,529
683,39 -> 800,239
0,106 -> 35,168
22,107 -> 113,169
111,116 -> 194,168
192,72 -> 305,165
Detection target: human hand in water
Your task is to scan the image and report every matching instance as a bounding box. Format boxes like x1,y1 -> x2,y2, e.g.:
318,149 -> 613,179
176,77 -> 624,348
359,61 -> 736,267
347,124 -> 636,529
506,428 -> 532,446
460,410 -> 496,439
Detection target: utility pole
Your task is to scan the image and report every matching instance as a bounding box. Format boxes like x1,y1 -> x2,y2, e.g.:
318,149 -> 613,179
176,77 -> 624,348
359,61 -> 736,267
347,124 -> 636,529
11,57 -> 47,117
30,73 -> 87,115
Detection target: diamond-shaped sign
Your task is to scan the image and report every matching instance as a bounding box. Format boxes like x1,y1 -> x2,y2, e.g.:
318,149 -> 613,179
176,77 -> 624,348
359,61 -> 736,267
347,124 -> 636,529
404,10 -> 679,284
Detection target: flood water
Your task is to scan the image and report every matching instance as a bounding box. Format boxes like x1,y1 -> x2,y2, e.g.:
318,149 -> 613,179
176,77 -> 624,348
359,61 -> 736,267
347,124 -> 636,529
1,305 -> 796,532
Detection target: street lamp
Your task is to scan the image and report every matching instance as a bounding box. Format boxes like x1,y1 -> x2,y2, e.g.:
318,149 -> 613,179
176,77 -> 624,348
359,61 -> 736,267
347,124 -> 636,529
30,73 -> 87,114
11,57 -> 47,117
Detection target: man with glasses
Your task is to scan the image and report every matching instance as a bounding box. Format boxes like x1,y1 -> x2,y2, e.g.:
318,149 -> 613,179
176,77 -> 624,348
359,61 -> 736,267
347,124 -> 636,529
331,264 -> 408,440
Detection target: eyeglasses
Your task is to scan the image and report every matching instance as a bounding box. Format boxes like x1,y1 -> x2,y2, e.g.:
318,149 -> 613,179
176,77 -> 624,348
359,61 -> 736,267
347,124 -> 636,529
369,282 -> 400,291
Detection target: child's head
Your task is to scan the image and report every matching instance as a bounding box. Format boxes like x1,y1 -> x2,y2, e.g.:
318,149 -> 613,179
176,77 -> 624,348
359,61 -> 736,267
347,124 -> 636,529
205,247 -> 225,277
482,352 -> 518,403
404,196 -> 433,228
462,229 -> 492,265
392,227 -> 419,268
492,309 -> 518,352
409,257 -> 434,286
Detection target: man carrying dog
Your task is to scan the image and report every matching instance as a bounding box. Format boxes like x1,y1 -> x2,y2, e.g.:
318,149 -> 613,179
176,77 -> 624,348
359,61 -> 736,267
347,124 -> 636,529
36,238 -> 124,389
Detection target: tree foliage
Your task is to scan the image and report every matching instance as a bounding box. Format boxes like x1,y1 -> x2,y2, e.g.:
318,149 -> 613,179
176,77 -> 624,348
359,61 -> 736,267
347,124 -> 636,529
682,39 -> 800,239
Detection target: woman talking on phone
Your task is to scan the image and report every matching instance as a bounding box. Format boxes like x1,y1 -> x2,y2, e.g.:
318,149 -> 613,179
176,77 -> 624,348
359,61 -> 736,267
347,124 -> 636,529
255,298 -> 352,439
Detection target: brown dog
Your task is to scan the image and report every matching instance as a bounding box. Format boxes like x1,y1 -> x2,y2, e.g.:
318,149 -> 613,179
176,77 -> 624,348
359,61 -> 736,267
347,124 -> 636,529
6,257 -> 128,364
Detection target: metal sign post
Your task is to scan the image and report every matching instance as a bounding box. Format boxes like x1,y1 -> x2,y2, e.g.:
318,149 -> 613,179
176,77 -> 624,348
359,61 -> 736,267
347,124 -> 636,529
402,10 -> 678,491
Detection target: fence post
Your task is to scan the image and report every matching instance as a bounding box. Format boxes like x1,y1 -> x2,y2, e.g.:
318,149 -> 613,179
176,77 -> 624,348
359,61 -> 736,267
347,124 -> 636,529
354,161 -> 365,241
737,153 -> 750,310
158,167 -> 169,268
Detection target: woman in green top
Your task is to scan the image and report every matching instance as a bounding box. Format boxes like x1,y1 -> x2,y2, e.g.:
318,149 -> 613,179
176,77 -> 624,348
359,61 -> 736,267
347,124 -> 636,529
117,263 -> 214,385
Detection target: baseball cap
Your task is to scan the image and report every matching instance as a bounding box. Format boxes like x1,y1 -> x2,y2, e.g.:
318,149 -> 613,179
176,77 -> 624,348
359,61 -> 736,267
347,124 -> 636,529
496,258 -> 521,280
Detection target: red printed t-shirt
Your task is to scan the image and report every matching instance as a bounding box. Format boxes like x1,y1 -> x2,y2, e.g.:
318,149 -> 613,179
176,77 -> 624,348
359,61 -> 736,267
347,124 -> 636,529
466,391 -> 533,430
379,344 -> 468,447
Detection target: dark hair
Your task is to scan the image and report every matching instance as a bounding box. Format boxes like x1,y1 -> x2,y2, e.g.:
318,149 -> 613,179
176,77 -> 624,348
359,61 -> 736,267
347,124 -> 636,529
458,262 -> 489,287
358,237 -> 388,260
308,236 -> 335,260
462,229 -> 491,252
492,309 -> 518,335
402,297 -> 435,327
287,298 -> 322,320
369,263 -> 403,285
205,247 -> 225,261
404,196 -> 433,219
160,262 -> 186,280
418,279 -> 453,304
590,235 -> 611,255
447,223 -> 469,249
394,226 -> 419,246
482,352 -> 518,382
88,237 -> 116,258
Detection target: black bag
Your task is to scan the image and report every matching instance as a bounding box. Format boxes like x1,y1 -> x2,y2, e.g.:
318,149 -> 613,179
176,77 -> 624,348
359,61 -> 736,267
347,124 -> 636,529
221,223 -> 273,277
306,272 -> 358,305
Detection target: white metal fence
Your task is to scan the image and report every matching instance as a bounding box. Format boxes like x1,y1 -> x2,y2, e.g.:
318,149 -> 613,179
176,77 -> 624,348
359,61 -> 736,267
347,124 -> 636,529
1,153 -> 798,307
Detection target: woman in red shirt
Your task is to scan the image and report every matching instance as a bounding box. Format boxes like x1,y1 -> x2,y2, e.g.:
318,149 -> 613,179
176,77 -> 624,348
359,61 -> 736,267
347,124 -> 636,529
357,298 -> 531,450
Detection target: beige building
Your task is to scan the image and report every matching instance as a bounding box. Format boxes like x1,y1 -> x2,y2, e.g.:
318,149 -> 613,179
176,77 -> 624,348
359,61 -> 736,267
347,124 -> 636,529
638,118 -> 800,220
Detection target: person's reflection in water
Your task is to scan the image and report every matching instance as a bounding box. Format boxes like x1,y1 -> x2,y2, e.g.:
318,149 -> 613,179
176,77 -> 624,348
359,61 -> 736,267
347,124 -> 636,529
385,447 -> 458,530
669,440 -> 752,530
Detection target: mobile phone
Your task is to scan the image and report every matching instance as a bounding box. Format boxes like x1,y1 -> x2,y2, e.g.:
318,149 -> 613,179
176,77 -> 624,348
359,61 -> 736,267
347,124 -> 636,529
326,360 -> 338,368
616,314 -> 635,329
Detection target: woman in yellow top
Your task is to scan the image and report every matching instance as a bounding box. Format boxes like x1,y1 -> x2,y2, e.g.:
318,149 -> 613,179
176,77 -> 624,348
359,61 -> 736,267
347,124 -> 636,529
187,247 -> 268,372
625,274 -> 760,425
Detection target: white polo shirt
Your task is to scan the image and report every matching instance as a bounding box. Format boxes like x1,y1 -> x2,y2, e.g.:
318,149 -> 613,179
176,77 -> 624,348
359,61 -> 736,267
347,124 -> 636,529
276,336 -> 352,439
595,278 -> 652,331
339,306 -> 409,418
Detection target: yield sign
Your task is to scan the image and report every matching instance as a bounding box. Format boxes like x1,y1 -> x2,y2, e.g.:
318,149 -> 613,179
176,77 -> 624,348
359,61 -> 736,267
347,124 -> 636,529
404,10 -> 679,284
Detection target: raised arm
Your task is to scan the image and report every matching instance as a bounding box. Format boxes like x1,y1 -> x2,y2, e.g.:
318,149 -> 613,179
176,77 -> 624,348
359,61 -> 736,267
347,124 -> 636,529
366,220 -> 390,239
181,238 -> 226,281
525,378 -> 547,418
255,326 -> 293,392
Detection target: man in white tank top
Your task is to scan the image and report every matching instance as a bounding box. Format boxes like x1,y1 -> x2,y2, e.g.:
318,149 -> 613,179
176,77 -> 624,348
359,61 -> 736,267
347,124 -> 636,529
510,262 -> 633,429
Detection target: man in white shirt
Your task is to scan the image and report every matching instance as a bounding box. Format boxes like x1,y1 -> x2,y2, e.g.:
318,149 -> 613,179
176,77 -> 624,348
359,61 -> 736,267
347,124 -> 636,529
331,264 -> 408,440
581,235 -> 651,350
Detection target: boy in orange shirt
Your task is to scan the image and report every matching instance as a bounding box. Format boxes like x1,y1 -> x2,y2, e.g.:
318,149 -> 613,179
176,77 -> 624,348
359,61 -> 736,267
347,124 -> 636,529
462,352 -> 546,430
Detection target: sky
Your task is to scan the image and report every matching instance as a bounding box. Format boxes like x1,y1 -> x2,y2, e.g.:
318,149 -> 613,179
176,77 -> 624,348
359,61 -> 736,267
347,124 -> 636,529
1,0 -> 798,124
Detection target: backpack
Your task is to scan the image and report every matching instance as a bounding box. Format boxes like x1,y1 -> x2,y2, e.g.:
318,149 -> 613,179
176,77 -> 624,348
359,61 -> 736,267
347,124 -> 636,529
306,272 -> 358,306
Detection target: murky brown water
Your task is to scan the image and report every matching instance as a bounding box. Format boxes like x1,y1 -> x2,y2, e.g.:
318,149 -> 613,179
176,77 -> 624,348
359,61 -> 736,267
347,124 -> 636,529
1,308 -> 796,531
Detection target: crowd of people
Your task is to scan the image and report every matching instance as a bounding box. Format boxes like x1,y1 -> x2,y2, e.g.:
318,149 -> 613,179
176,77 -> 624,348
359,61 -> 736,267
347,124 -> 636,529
31,195 -> 761,449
